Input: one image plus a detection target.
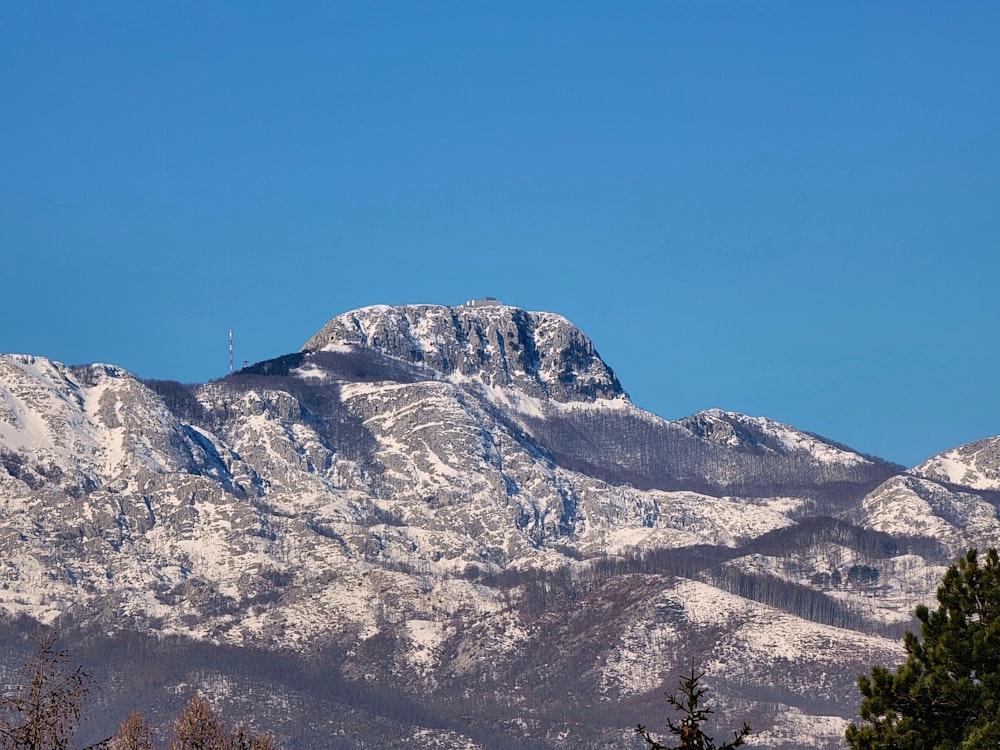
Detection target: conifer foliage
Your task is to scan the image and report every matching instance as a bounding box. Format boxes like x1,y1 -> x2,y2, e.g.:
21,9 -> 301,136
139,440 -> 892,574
636,664 -> 750,750
846,548 -> 1000,749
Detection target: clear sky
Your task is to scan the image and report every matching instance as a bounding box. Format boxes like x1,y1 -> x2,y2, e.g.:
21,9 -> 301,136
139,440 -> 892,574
2,2 -> 998,467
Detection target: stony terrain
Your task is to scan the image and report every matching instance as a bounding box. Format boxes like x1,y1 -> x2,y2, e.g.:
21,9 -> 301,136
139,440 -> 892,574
1,302 -> 997,748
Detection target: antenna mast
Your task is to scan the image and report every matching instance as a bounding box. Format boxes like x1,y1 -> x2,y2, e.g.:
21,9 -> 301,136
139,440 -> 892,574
229,328 -> 233,374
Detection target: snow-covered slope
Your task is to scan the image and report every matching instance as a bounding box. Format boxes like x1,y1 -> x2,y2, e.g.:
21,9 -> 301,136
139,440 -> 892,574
680,409 -> 873,467
0,355 -> 230,488
0,303 -> 994,749
911,436 -> 1000,491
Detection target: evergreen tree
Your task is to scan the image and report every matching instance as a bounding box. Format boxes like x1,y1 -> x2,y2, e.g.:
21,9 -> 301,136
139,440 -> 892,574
846,548 -> 1000,749
636,663 -> 750,750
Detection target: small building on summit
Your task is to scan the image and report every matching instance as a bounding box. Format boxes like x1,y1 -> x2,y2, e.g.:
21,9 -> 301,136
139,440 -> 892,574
464,297 -> 504,307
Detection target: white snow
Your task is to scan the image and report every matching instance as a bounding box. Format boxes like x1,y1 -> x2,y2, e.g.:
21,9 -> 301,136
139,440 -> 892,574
696,409 -> 871,466
291,364 -> 329,380
746,708 -> 850,748
316,343 -> 355,354
404,619 -> 446,669
915,441 -> 1000,490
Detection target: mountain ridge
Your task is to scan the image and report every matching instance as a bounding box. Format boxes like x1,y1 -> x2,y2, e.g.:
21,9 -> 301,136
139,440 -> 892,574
0,303 -> 997,749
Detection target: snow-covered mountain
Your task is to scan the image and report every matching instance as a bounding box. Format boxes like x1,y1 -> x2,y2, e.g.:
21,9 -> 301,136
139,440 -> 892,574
911,436 -> 1000,491
0,303 -> 996,749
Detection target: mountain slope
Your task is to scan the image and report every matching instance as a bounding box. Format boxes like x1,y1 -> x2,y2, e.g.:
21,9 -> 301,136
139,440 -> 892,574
911,436 -> 1000,491
0,303 -> 994,749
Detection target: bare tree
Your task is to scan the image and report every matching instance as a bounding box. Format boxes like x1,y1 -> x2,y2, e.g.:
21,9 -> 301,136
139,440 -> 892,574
170,697 -> 226,750
228,725 -> 277,750
0,632 -> 95,750
0,637 -> 281,750
109,710 -> 153,750
170,697 -> 277,750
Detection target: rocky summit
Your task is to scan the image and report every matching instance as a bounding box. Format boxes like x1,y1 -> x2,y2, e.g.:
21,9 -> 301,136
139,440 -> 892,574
0,302 -> 998,749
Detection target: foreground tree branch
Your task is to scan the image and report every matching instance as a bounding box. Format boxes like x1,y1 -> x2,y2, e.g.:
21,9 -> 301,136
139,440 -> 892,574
0,631 -> 95,750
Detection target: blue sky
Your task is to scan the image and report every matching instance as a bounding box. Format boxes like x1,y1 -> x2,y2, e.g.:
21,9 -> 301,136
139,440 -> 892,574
2,2 -> 998,467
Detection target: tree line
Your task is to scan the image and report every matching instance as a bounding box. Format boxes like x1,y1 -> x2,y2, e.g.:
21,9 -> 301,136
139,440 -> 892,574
0,633 -> 278,750
9,547 -> 1000,749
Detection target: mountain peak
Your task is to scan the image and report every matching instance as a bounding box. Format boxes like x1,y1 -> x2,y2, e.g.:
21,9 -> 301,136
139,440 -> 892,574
300,303 -> 625,402
679,408 -> 878,467
911,436 -> 1000,490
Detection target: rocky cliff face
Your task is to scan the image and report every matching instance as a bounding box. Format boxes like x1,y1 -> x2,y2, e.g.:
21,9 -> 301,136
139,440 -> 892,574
302,304 -> 625,402
0,304 -> 997,749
